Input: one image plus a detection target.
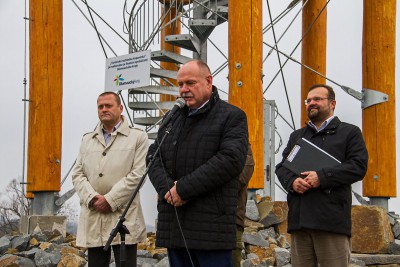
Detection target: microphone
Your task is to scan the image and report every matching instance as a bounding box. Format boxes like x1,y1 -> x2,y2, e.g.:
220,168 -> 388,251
159,98 -> 186,128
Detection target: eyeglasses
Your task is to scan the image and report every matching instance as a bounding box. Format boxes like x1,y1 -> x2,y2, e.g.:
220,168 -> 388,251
304,97 -> 333,105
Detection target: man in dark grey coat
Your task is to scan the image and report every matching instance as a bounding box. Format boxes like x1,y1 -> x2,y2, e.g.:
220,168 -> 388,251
147,60 -> 249,267
276,84 -> 368,267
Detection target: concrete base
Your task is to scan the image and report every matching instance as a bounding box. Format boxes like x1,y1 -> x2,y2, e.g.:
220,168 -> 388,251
20,215 -> 67,237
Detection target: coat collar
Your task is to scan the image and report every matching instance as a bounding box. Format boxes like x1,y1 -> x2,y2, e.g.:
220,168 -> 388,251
91,115 -> 130,139
184,85 -> 220,116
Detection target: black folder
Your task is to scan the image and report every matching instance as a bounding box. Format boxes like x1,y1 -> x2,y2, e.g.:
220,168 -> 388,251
283,138 -> 341,176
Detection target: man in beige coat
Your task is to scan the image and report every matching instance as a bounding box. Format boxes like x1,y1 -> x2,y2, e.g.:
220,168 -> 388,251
72,91 -> 147,267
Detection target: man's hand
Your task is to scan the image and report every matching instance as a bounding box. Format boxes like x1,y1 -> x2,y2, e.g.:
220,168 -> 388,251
291,177 -> 312,194
164,181 -> 187,207
92,195 -> 112,213
302,171 -> 321,188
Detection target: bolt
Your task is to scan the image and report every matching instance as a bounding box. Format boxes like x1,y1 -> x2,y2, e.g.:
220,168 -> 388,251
235,63 -> 241,69
237,81 -> 243,87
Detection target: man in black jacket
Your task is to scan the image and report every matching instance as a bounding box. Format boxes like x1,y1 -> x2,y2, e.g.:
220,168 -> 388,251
147,60 -> 249,267
275,84 -> 368,267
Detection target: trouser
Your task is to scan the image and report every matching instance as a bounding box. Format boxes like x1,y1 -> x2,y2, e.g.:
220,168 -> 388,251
87,244 -> 137,267
290,229 -> 351,267
168,248 -> 233,267
232,225 -> 244,267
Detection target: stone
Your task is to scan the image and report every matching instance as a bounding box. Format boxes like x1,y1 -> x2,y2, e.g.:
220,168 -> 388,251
274,247 -> 290,267
258,227 -> 276,240
352,205 -> 394,253
0,254 -> 36,267
259,202 -> 288,228
389,240 -> 400,255
246,200 -> 260,221
152,248 -> 168,260
242,232 -> 269,247
245,245 -> 274,262
277,234 -> 290,249
247,252 -> 261,265
35,249 -> 54,267
256,201 -> 274,223
393,221 -> 400,239
15,247 -> 41,259
57,253 -> 87,267
349,256 -> 366,266
351,253 -> 400,265
154,256 -> 170,267
137,257 -> 160,266
60,246 -> 86,258
137,249 -> 153,258
0,236 -> 11,254
244,219 -> 264,230
11,234 -> 30,252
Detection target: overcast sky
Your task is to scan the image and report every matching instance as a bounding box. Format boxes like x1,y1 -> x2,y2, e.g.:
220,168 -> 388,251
1,0 -> 399,226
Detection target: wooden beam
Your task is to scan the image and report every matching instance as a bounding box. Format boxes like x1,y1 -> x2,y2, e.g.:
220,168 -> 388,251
362,0 -> 397,197
160,6 -> 181,102
228,0 -> 264,189
27,0 -> 63,193
301,0 -> 327,124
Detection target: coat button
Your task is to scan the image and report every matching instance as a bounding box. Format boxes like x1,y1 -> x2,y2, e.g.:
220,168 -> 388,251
99,173 -> 103,177
102,152 -> 106,156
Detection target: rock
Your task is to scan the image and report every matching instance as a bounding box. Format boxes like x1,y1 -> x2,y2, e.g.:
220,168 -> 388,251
60,246 -> 86,258
277,234 -> 290,249
0,236 -> 11,254
11,234 -> 30,252
137,249 -> 153,258
244,218 -> 264,230
154,257 -> 170,267
389,240 -> 400,255
137,257 -> 159,266
152,248 -> 168,260
57,253 -> 87,267
392,221 -> 400,239
256,201 -> 274,223
245,245 -> 274,262
349,256 -> 366,266
352,205 -> 394,253
259,202 -> 288,228
0,254 -> 36,267
258,227 -> 276,240
351,253 -> 400,265
15,247 -> 41,259
243,232 -> 269,247
274,247 -> 290,267
35,249 -> 54,267
247,252 -> 260,265
246,200 -> 260,221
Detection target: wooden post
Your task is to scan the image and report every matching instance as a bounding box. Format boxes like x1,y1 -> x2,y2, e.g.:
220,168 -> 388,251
301,0 -> 327,124
228,0 -> 264,189
362,0 -> 397,197
160,4 -> 181,102
27,0 -> 63,194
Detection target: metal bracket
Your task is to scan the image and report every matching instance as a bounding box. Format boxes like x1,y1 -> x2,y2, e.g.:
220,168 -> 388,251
55,188 -> 76,207
361,88 -> 389,109
340,85 -> 389,109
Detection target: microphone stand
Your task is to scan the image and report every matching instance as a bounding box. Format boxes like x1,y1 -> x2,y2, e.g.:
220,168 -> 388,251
103,125 -> 172,267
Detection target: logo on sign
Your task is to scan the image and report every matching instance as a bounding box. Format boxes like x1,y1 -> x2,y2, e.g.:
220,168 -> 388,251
114,74 -> 124,86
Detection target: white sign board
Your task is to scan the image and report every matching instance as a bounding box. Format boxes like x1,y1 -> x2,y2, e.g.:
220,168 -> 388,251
104,50 -> 151,92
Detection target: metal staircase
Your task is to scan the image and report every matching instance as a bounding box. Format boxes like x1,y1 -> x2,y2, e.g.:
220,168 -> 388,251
127,0 -> 228,138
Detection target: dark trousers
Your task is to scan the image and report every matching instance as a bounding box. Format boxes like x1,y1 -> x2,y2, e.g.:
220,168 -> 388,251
168,248 -> 233,267
88,244 -> 137,267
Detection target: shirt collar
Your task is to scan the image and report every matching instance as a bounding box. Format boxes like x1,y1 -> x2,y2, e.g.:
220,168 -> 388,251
308,115 -> 335,132
102,118 -> 123,134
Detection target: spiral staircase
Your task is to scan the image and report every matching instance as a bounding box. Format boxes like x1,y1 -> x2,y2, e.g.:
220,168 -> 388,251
127,0 -> 229,139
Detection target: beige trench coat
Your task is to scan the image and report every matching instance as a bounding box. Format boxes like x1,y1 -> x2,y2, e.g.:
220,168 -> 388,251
72,116 -> 147,248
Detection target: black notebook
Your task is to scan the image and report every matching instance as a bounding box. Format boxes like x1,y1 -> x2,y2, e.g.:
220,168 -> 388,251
283,138 -> 341,176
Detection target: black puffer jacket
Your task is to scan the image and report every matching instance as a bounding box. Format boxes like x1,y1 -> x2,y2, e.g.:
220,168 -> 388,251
147,87 -> 248,250
276,117 -> 368,236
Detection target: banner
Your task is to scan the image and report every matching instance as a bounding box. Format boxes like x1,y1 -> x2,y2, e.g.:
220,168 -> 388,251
105,50 -> 150,91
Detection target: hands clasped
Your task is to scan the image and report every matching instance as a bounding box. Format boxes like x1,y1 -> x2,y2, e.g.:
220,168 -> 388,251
291,171 -> 320,194
164,181 -> 187,207
91,195 -> 112,213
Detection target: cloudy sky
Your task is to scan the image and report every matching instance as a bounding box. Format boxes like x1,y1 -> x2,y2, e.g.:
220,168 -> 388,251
1,0 -> 399,226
